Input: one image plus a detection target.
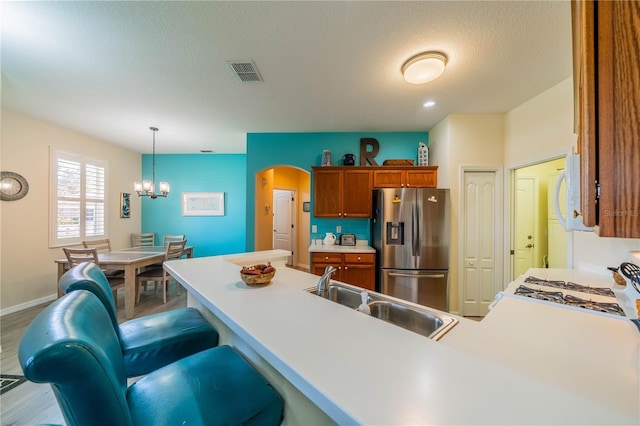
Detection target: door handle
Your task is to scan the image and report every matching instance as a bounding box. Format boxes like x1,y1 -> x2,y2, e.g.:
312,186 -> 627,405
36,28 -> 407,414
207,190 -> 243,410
525,244 -> 534,248
389,272 -> 445,279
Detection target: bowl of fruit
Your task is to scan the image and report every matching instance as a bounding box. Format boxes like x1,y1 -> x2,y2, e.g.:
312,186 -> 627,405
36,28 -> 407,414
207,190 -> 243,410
240,262 -> 276,286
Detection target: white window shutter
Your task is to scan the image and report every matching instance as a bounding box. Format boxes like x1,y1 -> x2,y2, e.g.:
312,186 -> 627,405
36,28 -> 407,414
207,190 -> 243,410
50,149 -> 108,247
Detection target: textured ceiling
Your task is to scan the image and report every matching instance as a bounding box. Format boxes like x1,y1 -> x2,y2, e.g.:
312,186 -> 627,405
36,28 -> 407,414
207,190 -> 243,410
1,1 -> 573,154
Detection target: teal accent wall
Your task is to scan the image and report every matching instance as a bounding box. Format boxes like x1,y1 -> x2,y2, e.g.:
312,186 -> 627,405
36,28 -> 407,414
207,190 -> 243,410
141,154 -> 247,257
246,132 -> 428,250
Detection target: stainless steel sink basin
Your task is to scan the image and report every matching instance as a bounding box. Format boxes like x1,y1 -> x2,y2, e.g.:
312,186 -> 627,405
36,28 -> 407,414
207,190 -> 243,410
306,283 -> 457,340
306,284 -> 366,309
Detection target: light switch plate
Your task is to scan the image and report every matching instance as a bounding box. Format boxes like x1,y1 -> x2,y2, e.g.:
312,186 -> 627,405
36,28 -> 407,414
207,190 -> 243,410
336,225 -> 342,233
312,225 -> 317,233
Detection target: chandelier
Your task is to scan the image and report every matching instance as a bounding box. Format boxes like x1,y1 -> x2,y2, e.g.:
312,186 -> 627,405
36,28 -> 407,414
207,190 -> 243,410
134,127 -> 170,199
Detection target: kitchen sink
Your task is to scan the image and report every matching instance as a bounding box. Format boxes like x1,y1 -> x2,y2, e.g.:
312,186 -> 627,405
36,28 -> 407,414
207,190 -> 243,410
306,283 -> 457,340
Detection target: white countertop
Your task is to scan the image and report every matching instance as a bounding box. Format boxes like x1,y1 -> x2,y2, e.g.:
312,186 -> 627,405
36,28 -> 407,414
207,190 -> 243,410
308,242 -> 375,253
166,253 -> 639,425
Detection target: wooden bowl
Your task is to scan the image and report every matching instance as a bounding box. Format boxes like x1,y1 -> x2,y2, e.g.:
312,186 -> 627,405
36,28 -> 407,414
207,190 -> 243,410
240,270 -> 276,286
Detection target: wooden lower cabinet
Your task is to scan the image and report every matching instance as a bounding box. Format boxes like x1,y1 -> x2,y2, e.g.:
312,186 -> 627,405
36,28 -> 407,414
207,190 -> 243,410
310,252 -> 375,291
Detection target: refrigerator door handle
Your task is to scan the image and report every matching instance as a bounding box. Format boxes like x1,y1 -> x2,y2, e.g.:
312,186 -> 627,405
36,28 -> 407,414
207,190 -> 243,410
388,272 -> 446,279
412,204 -> 419,257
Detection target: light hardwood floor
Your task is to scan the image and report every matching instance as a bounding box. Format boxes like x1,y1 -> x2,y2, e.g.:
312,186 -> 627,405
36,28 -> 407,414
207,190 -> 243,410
1,284 -> 187,425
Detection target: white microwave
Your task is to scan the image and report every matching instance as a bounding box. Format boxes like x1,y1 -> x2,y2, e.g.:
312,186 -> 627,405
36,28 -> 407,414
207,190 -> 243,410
553,151 -> 593,232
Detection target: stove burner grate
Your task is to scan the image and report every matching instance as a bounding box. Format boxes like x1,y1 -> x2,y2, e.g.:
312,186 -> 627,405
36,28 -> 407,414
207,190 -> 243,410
564,294 -> 626,316
514,285 -> 626,317
515,285 -> 564,304
524,276 -> 615,297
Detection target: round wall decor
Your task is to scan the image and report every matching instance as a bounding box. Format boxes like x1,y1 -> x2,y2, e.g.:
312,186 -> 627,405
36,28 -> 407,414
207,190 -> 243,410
1,171 -> 29,201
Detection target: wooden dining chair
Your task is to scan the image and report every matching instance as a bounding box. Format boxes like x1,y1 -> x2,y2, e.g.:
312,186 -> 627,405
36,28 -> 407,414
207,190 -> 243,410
136,240 -> 187,304
82,238 -> 111,253
62,247 -> 125,304
162,234 -> 185,245
82,238 -> 124,277
131,232 -> 155,247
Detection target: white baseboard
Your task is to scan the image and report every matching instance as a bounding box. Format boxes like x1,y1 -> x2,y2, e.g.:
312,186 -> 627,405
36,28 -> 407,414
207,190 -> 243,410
1,294 -> 57,317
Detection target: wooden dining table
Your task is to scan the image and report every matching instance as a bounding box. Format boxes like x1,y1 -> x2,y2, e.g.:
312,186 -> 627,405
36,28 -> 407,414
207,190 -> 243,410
55,245 -> 194,319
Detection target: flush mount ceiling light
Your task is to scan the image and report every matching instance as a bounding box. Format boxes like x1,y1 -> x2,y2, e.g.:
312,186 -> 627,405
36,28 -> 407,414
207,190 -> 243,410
402,51 -> 448,84
134,127 -> 170,199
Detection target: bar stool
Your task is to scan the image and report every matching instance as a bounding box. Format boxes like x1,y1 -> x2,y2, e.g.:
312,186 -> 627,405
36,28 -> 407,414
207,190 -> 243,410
19,290 -> 284,425
59,262 -> 219,377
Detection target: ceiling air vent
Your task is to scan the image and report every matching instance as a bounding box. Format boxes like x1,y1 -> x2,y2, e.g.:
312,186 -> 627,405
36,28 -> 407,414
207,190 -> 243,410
227,61 -> 262,83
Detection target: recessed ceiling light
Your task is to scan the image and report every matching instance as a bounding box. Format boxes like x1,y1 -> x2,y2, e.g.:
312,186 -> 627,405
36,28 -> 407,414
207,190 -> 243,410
423,101 -> 436,108
402,51 -> 447,84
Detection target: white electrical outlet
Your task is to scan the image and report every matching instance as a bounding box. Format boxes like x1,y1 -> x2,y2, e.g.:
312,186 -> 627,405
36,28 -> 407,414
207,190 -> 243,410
336,225 -> 342,233
312,225 -> 317,233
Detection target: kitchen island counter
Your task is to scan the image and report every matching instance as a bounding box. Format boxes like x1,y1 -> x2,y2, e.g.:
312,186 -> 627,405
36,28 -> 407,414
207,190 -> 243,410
165,251 -> 638,425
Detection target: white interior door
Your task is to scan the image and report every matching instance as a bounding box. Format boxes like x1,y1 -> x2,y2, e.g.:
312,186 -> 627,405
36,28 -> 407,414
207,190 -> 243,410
273,189 -> 294,265
547,170 -> 568,268
514,176 -> 537,278
462,171 -> 496,317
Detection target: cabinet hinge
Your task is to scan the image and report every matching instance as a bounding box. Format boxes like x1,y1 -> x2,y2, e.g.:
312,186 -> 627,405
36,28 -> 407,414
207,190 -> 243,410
596,180 -> 600,201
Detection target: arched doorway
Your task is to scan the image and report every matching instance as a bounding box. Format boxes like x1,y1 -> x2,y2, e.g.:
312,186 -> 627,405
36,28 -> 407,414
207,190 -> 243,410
254,166 -> 311,269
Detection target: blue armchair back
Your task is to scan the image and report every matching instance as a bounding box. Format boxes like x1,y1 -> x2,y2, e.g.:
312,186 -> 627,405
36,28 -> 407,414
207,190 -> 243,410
18,290 -> 132,425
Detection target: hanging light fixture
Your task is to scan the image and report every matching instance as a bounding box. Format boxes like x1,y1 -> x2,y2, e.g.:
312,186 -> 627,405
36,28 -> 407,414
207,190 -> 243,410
402,51 -> 448,84
134,127 -> 170,199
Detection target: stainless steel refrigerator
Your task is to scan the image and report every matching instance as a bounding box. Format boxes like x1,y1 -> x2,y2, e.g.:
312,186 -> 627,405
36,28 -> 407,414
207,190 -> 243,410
372,188 -> 450,311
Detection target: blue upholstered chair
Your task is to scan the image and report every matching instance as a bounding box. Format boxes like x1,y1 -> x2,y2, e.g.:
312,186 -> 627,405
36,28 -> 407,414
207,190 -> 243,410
58,262 -> 219,377
19,290 -> 284,426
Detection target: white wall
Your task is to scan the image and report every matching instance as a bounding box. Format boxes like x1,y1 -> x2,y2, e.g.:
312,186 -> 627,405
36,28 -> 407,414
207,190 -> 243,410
0,109 -> 142,313
504,78 -> 640,270
429,114 -> 505,313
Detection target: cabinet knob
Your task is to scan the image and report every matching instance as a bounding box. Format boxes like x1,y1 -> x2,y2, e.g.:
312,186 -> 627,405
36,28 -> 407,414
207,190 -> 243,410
344,213 -> 347,216
324,256 -> 329,260
338,213 -> 342,217
357,256 -> 361,261
344,266 -> 348,270
407,184 -> 410,187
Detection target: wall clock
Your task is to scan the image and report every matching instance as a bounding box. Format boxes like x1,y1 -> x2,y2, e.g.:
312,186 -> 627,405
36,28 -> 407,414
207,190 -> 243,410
1,171 -> 29,201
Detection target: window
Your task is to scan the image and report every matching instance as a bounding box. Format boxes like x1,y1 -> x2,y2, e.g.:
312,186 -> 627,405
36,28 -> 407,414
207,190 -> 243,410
50,149 -> 108,247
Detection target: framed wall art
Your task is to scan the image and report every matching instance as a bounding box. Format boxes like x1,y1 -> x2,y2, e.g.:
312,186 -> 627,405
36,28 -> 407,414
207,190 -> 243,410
182,192 -> 225,216
120,192 -> 131,218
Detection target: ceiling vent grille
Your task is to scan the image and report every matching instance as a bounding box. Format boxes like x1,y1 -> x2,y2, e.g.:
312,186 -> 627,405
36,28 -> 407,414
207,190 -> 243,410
227,61 -> 263,83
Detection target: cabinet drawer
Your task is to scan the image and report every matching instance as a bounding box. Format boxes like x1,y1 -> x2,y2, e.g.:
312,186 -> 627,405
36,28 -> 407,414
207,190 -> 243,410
311,253 -> 342,263
344,253 -> 375,264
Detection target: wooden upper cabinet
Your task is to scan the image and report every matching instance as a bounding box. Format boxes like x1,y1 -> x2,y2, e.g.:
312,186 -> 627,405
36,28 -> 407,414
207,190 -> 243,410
313,166 -> 438,219
372,166 -> 438,188
573,0 -> 640,238
342,169 -> 372,218
312,168 -> 342,217
312,167 -> 371,218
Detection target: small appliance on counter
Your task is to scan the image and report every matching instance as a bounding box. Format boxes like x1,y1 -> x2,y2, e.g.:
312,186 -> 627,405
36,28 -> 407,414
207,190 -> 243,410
339,233 -> 356,246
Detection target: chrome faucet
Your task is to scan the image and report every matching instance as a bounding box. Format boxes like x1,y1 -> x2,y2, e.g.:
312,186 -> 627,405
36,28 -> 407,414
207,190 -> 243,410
317,266 -> 337,293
